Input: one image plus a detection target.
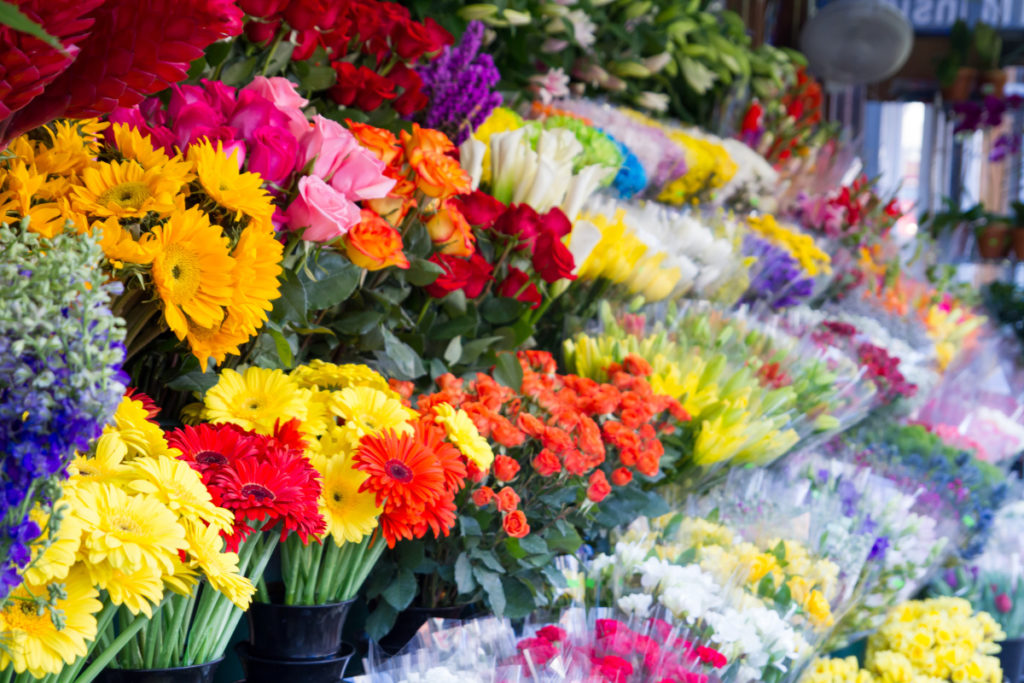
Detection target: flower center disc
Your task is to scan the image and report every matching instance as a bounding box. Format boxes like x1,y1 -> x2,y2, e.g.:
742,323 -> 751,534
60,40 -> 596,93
160,244 -> 201,303
384,459 -> 414,483
98,181 -> 151,209
241,483 -> 275,502
195,450 -> 228,466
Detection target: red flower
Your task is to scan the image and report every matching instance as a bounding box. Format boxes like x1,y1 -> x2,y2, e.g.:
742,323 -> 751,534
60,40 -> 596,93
453,190 -> 506,228
330,61 -> 396,112
282,0 -> 339,30
238,0 -> 287,18
502,510 -> 529,538
532,449 -> 561,477
696,646 -> 727,668
610,467 -> 632,486
517,636 -> 558,665
493,454 -> 520,482
536,625 -> 567,642
594,654 -> 634,682
495,485 -> 520,512
425,252 -> 494,299
497,268 -> 541,308
393,16 -> 452,61
586,469 -> 611,503
169,422 -> 260,484
472,486 -> 494,507
389,62 -> 428,117
531,230 -> 577,283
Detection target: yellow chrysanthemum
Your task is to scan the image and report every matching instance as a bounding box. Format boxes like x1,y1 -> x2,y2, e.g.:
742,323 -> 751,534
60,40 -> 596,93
0,568 -> 102,678
112,123 -> 194,180
432,403 -> 494,469
185,315 -> 253,373
127,456 -> 234,533
184,522 -> 255,610
76,482 -> 187,576
187,139 -> 274,224
202,366 -> 309,434
150,206 -> 236,339
72,159 -> 182,218
329,386 -> 414,446
96,217 -> 159,265
104,396 -> 169,459
228,223 -> 283,335
316,453 -> 382,545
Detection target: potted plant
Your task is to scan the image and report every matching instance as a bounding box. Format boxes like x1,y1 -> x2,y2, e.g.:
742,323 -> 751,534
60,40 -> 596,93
977,211 -> 1013,260
974,22 -> 1007,97
938,20 -> 978,101
1010,201 -> 1024,259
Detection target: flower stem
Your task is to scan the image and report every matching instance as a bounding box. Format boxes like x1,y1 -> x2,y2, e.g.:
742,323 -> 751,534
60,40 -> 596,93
74,606 -> 156,683
210,534 -> 279,658
260,27 -> 287,77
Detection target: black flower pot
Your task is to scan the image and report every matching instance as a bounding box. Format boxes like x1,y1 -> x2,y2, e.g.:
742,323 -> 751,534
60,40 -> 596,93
376,604 -> 469,656
99,658 -> 223,683
999,637 -> 1024,683
246,582 -> 356,660
234,642 -> 355,683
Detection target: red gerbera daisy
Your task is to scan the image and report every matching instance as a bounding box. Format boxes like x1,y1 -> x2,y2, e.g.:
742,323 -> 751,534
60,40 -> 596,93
168,422 -> 260,483
353,424 -> 446,511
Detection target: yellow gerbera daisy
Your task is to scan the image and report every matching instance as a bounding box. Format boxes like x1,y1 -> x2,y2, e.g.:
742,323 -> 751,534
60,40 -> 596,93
70,433 -> 131,483
185,315 -> 253,373
150,206 -> 235,339
127,456 -> 234,533
22,499 -> 85,585
291,361 -> 397,398
104,396 -> 169,459
187,139 -> 274,224
72,159 -> 181,218
96,217 -> 159,266
112,123 -> 195,180
316,453 -> 382,545
93,564 -> 168,618
329,386 -> 414,446
202,366 -> 309,434
0,568 -> 102,678
228,223 -> 283,335
76,482 -> 187,576
184,522 -> 255,610
432,403 -> 494,469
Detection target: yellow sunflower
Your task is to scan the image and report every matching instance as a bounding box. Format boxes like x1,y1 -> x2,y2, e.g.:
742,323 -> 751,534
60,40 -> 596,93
329,386 -> 414,446
228,223 -> 283,335
432,403 -> 494,469
96,217 -> 159,266
0,568 -> 102,678
112,123 -> 195,180
127,456 -> 234,533
187,139 -> 274,224
76,482 -> 187,576
201,366 -> 309,434
72,159 -> 182,218
184,522 -> 255,610
150,206 -> 236,339
185,315 -> 253,373
35,119 -> 106,176
0,160 -> 67,238
316,453 -> 381,545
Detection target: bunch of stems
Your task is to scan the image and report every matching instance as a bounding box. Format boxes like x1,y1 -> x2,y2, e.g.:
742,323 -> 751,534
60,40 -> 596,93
280,532 -> 385,606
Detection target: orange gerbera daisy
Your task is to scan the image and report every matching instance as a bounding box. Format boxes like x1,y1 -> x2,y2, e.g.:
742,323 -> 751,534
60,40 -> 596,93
352,424 -> 446,512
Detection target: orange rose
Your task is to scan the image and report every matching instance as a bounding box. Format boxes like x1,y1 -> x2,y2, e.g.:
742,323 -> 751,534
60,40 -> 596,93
409,148 -> 472,199
366,195 -> 413,226
610,467 -> 633,486
344,209 -> 410,271
493,455 -> 520,482
586,470 -> 611,503
401,122 -> 454,156
472,486 -> 495,507
495,485 -> 520,512
426,199 -> 474,257
346,119 -> 403,166
502,510 -> 530,538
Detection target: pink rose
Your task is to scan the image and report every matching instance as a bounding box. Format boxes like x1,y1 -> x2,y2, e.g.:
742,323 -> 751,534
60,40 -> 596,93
298,115 -> 356,174
201,78 -> 239,118
247,125 -> 298,184
228,89 -> 288,140
244,76 -> 310,140
327,147 -> 394,201
285,175 -> 361,242
171,100 -> 225,148
299,115 -> 395,201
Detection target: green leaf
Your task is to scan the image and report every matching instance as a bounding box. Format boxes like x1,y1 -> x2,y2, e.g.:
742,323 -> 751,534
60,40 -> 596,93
429,314 -> 478,341
166,368 -> 218,394
470,548 -> 506,574
545,523 -> 583,554
774,583 -> 792,606
395,541 -> 425,570
503,538 -> 528,560
332,310 -> 383,335
757,575 -> 776,598
271,271 -> 308,325
771,540 -> 787,565
517,534 -> 548,556
473,567 -> 506,616
481,297 -> 526,324
382,568 -> 418,611
378,330 -> 426,379
502,577 -> 538,619
459,336 -> 503,366
365,602 -> 398,642
493,353 -> 523,391
407,258 -> 445,286
404,223 -> 432,258
205,40 -> 233,67
293,59 -> 337,91
221,55 -> 260,87
0,1 -> 65,51
443,336 -> 462,365
268,328 -> 295,368
454,553 -> 476,594
459,515 -> 483,537
264,40 -> 295,76
540,564 -> 568,590
675,547 -> 698,565
299,251 -> 361,310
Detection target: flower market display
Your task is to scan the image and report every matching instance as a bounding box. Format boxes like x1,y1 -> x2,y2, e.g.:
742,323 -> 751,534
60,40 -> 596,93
3,2 -> 1024,683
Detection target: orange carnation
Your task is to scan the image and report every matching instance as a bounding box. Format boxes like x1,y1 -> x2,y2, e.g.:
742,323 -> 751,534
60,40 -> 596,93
346,119 -> 403,166
409,148 -> 471,199
344,209 -> 410,271
502,510 -> 530,538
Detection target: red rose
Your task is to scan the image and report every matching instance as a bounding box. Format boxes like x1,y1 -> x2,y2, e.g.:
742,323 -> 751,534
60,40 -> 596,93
587,470 -> 611,502
454,190 -> 506,228
283,0 -> 338,30
537,625 -> 567,642
422,17 -> 455,54
244,18 -> 282,44
493,454 -> 520,482
393,18 -> 437,62
291,28 -> 320,61
492,204 -> 541,249
495,486 -> 520,512
532,449 -> 561,477
462,253 -> 494,298
502,510 -> 530,538
497,268 -> 541,309
389,62 -> 428,117
330,62 -> 395,112
539,207 -> 572,239
472,486 -> 494,507
531,231 -> 576,283
610,467 -> 632,486
425,253 -> 470,297
238,0 -> 288,19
